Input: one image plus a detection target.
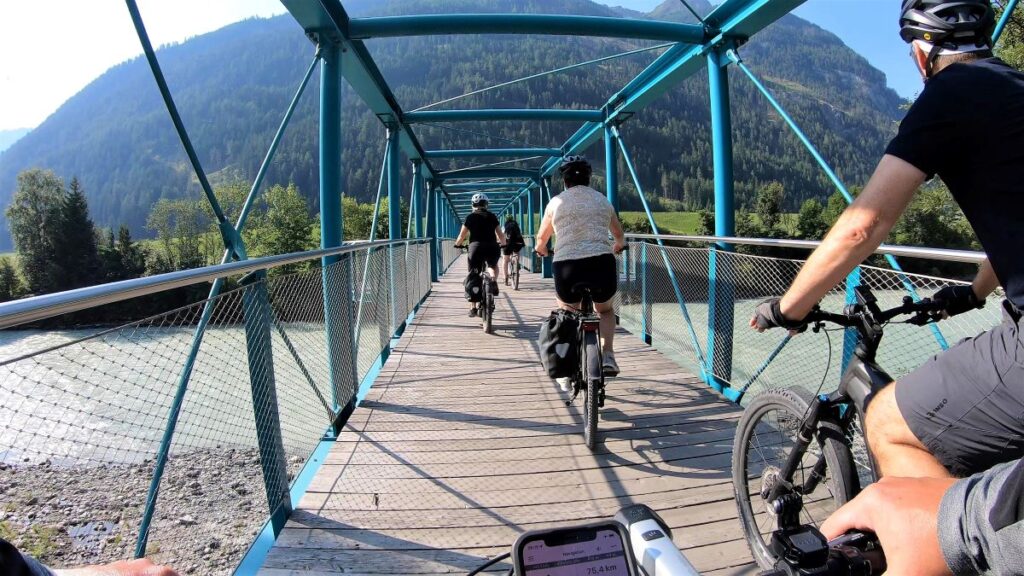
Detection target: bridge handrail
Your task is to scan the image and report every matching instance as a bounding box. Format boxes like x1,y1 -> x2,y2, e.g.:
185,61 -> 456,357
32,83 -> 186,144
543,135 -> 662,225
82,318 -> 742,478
0,238 -> 432,330
624,234 -> 986,264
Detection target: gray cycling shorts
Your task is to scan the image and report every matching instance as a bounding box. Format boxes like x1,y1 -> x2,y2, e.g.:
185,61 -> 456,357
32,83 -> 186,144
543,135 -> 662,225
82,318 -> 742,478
896,301 -> 1024,478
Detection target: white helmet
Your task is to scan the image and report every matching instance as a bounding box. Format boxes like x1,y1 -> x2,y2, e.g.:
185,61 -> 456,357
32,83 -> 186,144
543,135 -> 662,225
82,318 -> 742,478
471,193 -> 489,207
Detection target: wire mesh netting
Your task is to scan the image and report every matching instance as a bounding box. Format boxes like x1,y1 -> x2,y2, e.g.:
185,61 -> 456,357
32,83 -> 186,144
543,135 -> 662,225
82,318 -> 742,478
0,240 -> 433,574
617,240 -> 1002,404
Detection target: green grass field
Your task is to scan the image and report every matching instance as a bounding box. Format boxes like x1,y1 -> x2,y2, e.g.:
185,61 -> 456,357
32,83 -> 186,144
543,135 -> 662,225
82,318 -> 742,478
620,211 -> 703,234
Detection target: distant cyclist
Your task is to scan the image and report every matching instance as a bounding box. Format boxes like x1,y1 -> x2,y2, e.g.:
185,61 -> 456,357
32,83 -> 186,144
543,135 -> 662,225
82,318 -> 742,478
454,193 -> 506,317
502,215 -> 526,286
752,1 -> 1024,573
536,155 -> 626,388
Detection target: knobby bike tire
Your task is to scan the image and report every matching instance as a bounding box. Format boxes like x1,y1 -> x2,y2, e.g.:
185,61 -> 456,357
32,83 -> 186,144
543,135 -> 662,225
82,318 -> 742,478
513,260 -> 520,291
483,291 -> 493,334
732,388 -> 859,569
583,330 -> 602,450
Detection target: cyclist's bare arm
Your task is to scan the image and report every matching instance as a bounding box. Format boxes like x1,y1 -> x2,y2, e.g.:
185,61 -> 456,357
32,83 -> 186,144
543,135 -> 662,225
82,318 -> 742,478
609,213 -> 625,254
494,225 -> 506,246
536,210 -> 554,256
776,155 -> 925,322
972,259 -> 1000,299
455,225 -> 470,246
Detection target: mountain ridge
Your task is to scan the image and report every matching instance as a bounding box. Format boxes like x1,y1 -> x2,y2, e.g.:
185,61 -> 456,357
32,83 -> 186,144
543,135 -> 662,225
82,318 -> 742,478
0,0 -> 904,250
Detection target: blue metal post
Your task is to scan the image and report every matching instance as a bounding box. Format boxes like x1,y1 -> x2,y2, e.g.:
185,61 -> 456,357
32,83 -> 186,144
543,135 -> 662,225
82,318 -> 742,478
995,0 -> 1021,43
541,178 -> 553,279
605,123 -> 619,212
641,242 -> 652,344
240,271 -> 291,535
706,48 -> 735,389
319,41 -> 351,413
414,165 -> 425,238
428,183 -> 439,282
386,126 -> 402,333
841,267 -> 862,373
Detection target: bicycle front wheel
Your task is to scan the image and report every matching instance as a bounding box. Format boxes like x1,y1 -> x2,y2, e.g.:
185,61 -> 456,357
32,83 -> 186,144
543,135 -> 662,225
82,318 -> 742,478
582,330 -> 602,450
732,388 -> 859,569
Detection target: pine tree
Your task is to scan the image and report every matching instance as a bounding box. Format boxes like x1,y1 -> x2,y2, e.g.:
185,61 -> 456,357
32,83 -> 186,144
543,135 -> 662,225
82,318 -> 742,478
796,198 -> 828,240
0,257 -> 21,302
54,177 -> 101,290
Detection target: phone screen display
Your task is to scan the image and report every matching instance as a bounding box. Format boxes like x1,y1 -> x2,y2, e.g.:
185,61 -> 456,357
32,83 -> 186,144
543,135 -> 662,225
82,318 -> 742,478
520,527 -> 629,576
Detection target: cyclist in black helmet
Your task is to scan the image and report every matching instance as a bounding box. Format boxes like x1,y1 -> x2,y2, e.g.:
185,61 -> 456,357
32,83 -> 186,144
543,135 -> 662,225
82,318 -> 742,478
501,214 -> 526,286
454,193 -> 506,317
536,155 -> 626,388
753,1 -> 1024,573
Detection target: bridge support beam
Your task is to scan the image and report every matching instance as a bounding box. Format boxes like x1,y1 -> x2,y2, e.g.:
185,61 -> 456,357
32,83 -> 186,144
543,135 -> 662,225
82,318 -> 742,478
428,183 -> 439,282
241,271 -> 291,535
706,48 -> 736,392
540,177 -> 553,279
318,41 -> 355,416
604,123 -> 619,213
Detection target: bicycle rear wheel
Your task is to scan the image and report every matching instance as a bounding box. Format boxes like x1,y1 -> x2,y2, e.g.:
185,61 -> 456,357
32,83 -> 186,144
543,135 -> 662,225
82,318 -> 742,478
482,290 -> 493,334
513,259 -> 520,290
732,388 -> 859,569
582,330 -> 602,449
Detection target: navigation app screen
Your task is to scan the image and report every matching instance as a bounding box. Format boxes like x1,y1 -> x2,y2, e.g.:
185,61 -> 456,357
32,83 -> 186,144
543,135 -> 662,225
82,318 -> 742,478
522,528 -> 629,576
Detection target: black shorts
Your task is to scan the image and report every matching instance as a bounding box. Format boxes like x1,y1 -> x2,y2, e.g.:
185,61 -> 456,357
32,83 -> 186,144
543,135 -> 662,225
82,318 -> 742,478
503,241 -> 525,256
553,253 -> 617,304
467,242 -> 500,271
896,300 -> 1024,477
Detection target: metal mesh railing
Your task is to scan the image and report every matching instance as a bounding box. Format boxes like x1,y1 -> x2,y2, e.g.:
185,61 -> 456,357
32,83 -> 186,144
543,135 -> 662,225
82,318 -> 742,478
617,239 -> 1001,406
0,239 -> 435,574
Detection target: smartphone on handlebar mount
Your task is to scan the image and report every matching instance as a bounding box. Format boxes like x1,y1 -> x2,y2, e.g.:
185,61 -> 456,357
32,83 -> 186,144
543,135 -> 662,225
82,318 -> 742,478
513,521 -> 638,576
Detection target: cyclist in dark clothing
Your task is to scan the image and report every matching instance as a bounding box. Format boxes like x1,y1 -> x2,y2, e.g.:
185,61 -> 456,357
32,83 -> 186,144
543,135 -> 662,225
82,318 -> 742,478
501,216 -> 526,286
454,193 -> 506,317
752,1 -> 1024,573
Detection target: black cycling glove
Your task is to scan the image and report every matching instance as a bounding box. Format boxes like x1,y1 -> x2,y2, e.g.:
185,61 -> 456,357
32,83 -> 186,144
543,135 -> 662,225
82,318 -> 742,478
753,298 -> 808,332
933,285 -> 984,317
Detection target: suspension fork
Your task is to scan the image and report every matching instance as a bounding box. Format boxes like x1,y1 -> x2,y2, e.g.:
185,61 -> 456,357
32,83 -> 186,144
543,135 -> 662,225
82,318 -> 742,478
767,395 -> 828,502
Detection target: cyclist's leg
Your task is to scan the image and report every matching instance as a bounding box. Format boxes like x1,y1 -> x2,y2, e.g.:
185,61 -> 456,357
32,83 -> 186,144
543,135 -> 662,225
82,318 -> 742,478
590,254 -> 618,354
868,304 -> 1024,478
865,385 -> 950,478
485,245 -> 501,293
552,258 -> 580,311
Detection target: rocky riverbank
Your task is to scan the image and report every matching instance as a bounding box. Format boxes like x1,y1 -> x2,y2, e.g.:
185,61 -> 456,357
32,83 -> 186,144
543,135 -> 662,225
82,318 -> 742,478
0,448 -> 303,575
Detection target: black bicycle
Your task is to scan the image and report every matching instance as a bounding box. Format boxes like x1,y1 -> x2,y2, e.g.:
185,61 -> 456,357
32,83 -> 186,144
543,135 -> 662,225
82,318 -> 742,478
509,248 -> 521,291
567,284 -> 606,449
456,244 -> 499,334
732,285 -> 945,569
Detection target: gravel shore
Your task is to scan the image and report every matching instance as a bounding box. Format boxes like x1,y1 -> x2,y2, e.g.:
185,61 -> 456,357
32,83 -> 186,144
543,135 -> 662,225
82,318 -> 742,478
0,448 -> 302,575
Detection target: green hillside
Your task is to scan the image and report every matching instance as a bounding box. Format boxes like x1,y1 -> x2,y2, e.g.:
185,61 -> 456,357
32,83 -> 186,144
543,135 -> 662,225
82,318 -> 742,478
0,0 -> 904,250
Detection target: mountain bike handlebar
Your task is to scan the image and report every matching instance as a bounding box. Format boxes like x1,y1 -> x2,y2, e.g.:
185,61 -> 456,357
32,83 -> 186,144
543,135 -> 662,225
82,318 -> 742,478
806,289 -> 946,329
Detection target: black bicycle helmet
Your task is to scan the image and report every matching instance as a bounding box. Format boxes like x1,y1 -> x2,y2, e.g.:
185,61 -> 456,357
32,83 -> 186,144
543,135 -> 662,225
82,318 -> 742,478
899,0 -> 995,49
558,155 -> 592,181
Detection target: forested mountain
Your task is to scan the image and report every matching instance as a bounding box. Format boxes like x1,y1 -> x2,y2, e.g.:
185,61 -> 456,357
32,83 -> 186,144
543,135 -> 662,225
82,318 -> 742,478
0,129 -> 31,154
0,0 -> 905,250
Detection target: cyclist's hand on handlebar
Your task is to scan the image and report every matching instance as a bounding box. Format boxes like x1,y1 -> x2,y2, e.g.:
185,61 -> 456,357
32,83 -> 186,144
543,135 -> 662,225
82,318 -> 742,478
933,285 -> 985,318
821,476 -> 957,576
535,245 -> 549,257
750,298 -> 808,334
612,239 -> 626,255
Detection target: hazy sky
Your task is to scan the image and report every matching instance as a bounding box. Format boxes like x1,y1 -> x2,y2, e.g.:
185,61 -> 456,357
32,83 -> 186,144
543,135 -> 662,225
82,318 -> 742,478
0,0 -> 922,132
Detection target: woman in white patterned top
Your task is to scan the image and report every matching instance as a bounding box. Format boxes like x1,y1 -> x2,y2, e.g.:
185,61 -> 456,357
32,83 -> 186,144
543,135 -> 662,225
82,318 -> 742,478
536,155 -> 626,383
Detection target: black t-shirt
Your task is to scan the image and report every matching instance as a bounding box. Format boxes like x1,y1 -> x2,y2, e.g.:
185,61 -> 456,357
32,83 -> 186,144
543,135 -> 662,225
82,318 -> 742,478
503,220 -> 523,242
885,58 -> 1024,308
464,210 -> 500,245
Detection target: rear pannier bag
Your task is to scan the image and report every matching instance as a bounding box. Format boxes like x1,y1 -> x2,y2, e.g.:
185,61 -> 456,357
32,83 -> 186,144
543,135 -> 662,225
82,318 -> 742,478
538,309 -> 580,379
464,271 -> 483,302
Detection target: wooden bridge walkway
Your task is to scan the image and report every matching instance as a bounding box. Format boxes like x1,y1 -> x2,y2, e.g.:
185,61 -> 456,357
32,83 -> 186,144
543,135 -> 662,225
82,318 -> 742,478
260,258 -> 756,575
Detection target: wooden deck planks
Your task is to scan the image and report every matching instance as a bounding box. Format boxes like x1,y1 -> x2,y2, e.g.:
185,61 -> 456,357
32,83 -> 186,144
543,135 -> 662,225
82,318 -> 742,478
261,257 -> 755,574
